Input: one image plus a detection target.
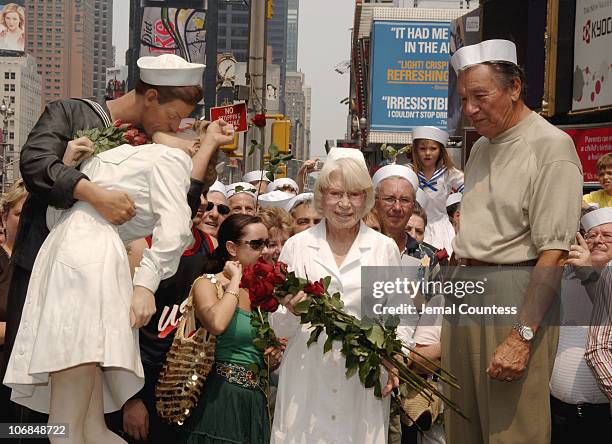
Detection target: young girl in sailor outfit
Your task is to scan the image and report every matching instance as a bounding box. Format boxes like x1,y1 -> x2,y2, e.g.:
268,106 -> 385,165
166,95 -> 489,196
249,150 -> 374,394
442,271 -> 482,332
410,126 -> 464,255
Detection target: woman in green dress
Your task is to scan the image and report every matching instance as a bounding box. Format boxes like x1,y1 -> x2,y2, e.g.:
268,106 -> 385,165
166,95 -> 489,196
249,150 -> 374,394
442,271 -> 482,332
179,213 -> 282,443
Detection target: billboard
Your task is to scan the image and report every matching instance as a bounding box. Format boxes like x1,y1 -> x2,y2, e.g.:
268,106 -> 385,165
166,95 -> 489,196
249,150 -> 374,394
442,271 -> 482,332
572,0 -> 612,111
369,20 -> 451,133
140,7 -> 207,65
562,126 -> 612,184
106,66 -> 128,100
0,2 -> 25,52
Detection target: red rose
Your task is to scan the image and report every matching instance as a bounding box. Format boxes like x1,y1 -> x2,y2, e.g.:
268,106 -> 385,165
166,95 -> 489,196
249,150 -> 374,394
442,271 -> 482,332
252,114 -> 267,128
303,279 -> 325,298
435,248 -> 449,262
133,135 -> 147,145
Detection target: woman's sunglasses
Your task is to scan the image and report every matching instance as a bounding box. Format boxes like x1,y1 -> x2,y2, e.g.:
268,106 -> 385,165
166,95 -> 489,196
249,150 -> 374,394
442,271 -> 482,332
206,201 -> 230,215
238,239 -> 270,251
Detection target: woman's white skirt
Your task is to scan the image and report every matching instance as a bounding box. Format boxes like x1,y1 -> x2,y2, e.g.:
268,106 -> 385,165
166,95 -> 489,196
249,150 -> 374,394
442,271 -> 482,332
424,217 -> 456,256
3,202 -> 144,413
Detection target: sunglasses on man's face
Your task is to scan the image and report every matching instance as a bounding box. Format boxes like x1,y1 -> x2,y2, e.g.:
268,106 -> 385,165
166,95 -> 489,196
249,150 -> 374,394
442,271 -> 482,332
206,201 -> 231,215
238,239 -> 270,251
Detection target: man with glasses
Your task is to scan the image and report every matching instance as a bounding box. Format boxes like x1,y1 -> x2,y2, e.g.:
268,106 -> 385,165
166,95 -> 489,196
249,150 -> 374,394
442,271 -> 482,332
548,207 -> 612,443
372,165 -> 422,268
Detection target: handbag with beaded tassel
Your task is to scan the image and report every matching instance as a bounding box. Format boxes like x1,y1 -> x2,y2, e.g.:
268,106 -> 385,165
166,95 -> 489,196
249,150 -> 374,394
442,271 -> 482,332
155,275 -> 220,425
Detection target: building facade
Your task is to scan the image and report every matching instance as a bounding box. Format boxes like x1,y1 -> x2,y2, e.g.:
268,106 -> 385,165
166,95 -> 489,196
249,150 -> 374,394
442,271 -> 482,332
0,55 -> 42,184
286,0 -> 299,72
285,71 -> 306,161
25,0 -> 96,103
93,0 -> 115,101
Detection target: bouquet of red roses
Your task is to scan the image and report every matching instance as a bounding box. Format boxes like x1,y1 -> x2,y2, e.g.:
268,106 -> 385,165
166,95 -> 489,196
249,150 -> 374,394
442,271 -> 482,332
239,259 -> 286,351
240,259 -> 464,420
73,119 -> 148,160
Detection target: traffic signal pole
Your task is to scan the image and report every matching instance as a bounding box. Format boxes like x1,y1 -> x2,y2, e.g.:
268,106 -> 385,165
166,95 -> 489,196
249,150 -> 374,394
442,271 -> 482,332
245,0 -> 268,172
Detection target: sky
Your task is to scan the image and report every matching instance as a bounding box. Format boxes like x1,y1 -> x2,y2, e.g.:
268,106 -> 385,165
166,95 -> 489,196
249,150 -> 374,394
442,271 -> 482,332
112,0 -> 355,158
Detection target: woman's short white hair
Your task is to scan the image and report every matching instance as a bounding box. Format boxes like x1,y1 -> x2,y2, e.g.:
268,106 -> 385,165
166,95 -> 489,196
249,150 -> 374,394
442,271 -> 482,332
313,158 -> 374,219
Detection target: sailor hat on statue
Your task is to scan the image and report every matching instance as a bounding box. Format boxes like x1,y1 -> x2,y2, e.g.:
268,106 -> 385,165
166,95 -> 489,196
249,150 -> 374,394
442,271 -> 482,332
372,164 -> 419,192
326,147 -> 368,170
446,192 -> 463,208
208,180 -> 226,196
450,39 -> 517,73
243,170 -> 271,184
581,207 -> 612,232
267,178 -> 299,194
412,126 -> 449,146
416,189 -> 428,208
258,190 -> 295,209
138,54 -> 205,86
285,192 -> 314,213
226,182 -> 257,199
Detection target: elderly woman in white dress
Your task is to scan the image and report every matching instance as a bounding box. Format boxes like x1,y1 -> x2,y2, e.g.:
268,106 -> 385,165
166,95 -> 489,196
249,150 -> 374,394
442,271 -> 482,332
3,121 -> 234,444
270,149 -> 412,444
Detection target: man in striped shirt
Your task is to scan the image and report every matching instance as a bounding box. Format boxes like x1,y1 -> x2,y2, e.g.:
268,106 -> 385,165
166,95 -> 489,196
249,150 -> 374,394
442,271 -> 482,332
555,207 -> 612,441
567,208 -> 612,410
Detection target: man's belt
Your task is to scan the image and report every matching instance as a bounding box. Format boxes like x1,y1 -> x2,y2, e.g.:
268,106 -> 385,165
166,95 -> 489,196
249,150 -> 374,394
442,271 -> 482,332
457,258 -> 538,267
551,395 -> 611,419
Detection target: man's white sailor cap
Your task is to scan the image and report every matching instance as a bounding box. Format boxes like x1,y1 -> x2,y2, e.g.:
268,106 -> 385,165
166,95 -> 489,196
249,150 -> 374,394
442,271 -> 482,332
138,54 -> 205,86
450,39 -> 517,74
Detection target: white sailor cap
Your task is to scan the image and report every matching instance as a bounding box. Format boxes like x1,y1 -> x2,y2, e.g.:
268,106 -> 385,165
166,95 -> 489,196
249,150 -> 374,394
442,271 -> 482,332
207,180 -> 226,196
258,190 -> 295,209
412,126 -> 449,146
372,164 -> 418,192
226,182 -> 257,199
285,192 -> 314,213
446,193 -> 463,208
137,54 -> 205,86
581,207 -> 612,232
243,170 -> 271,184
326,147 -> 368,170
416,189 -> 428,208
267,178 -> 299,194
450,39 -> 518,74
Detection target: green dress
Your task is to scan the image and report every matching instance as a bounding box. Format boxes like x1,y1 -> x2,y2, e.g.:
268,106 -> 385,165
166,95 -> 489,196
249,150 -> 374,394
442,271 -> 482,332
179,302 -> 270,444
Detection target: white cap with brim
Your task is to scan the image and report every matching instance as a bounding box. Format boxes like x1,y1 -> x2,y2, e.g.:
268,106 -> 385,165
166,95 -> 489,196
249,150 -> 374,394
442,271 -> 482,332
208,180 -> 226,195
446,192 -> 463,208
326,148 -> 368,170
258,190 -> 295,209
372,164 -> 418,193
243,170 -> 271,184
226,182 -> 257,199
285,192 -> 314,213
451,39 -> 517,74
412,126 -> 449,146
581,207 -> 612,232
416,189 -> 428,208
138,54 -> 205,86
267,178 -> 299,194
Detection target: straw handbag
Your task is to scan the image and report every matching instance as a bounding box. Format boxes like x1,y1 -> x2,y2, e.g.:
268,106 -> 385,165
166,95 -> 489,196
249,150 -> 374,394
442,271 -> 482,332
398,379 -> 442,430
155,275 -> 221,425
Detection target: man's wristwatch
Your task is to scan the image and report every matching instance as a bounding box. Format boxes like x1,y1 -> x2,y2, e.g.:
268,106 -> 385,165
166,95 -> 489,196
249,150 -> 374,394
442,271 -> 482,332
513,322 -> 535,342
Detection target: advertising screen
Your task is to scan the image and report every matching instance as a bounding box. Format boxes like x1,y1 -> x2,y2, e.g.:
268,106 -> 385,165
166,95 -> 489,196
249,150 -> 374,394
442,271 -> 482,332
140,7 -> 207,65
573,0 -> 612,111
0,2 -> 25,52
369,20 -> 452,133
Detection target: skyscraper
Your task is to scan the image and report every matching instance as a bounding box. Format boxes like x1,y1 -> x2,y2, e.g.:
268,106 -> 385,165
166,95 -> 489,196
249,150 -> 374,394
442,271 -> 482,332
93,0 -> 114,101
286,0 -> 298,71
0,55 -> 42,182
25,0 -> 96,103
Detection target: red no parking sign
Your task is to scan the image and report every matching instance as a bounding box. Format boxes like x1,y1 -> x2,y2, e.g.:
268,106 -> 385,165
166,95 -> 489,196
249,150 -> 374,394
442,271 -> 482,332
210,102 -> 248,132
